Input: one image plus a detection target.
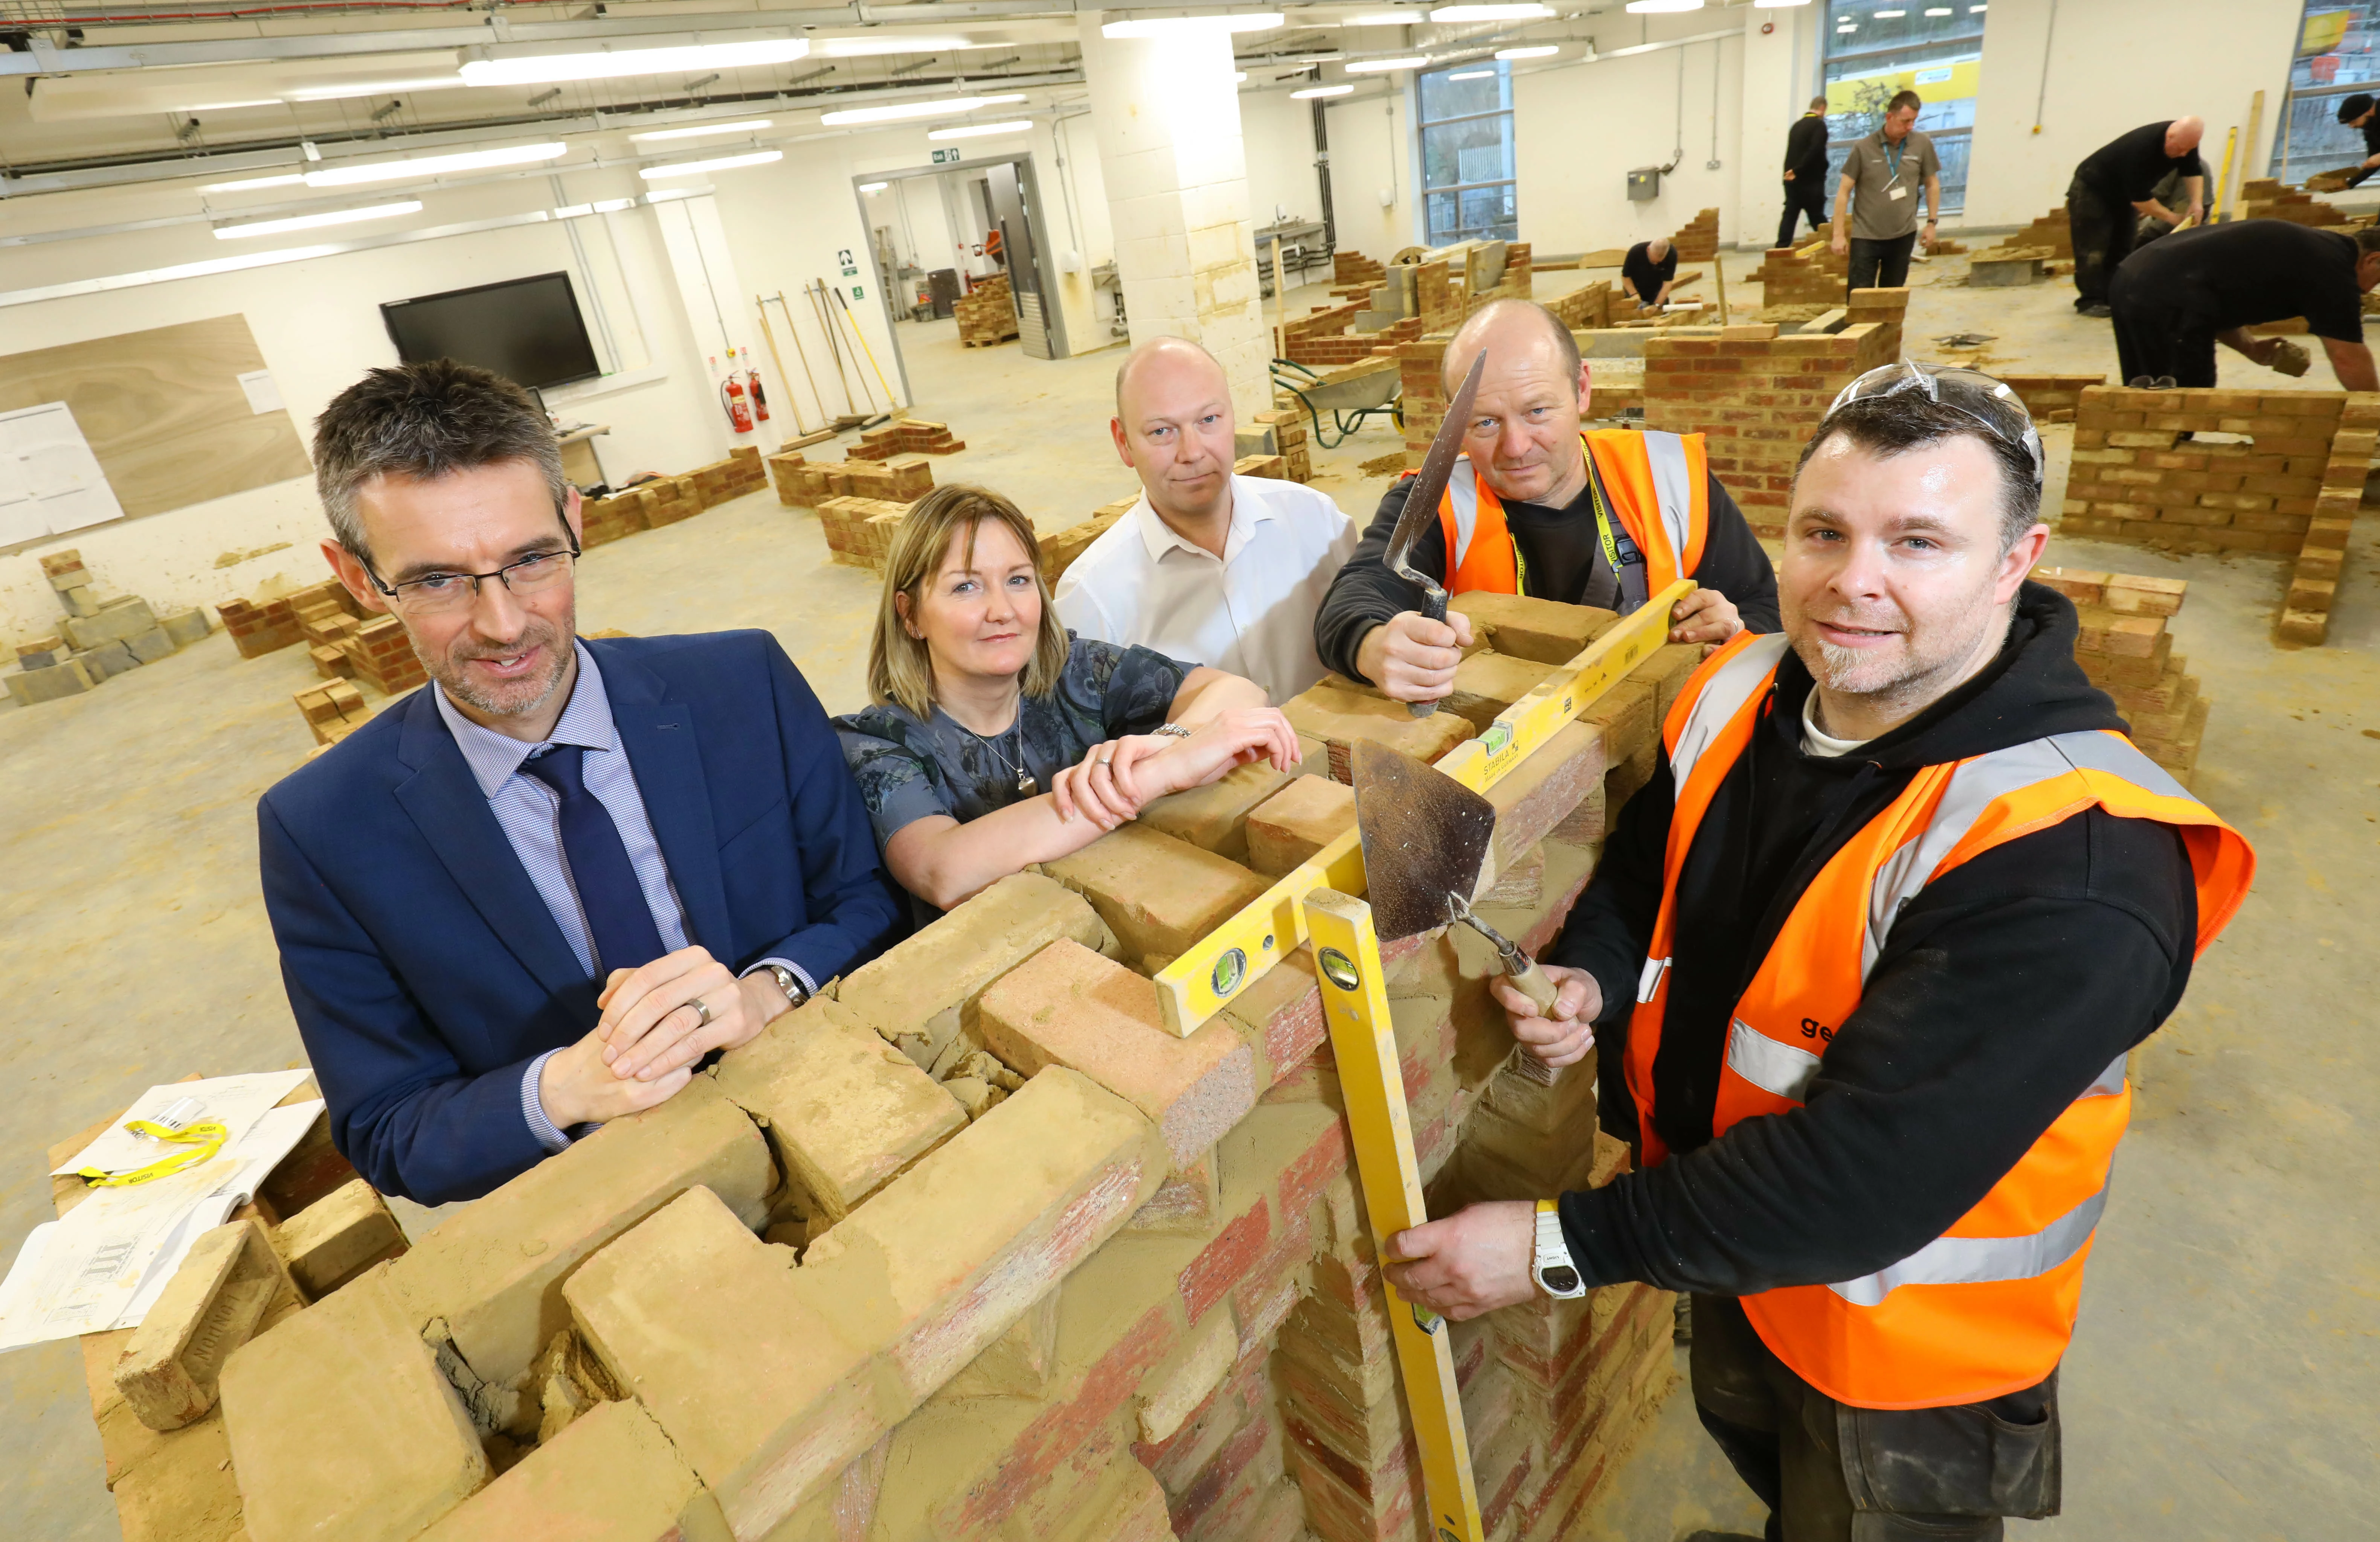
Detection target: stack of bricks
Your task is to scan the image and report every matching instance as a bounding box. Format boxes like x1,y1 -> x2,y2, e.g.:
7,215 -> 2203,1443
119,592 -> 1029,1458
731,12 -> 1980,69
2030,567 -> 2208,785
956,272 -> 1020,347
580,486 -> 653,548
1978,207 -> 2074,260
1998,373 -> 2106,425
2235,178 -> 2356,229
1640,302 -> 1907,539
345,615 -> 427,695
1255,408 -> 1313,481
1544,279 -> 1613,331
1330,249 -> 1388,300
293,678 -> 373,748
219,594 -> 306,659
1234,452 -> 1291,481
687,445 -> 769,507
2059,384 -> 2351,555
105,587 -> 1708,1542
5,550 -> 212,706
851,418 -> 968,458
770,450 -> 936,509
1746,240 -> 1850,304
1039,493 -> 1143,584
817,497 -> 917,570
2283,395 -> 2380,643
1668,209 -> 1720,262
1282,302 -> 1426,367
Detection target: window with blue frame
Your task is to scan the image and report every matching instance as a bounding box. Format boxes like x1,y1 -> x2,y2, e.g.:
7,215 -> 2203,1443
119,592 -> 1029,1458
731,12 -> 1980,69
1822,0 -> 1985,215
1419,62 -> 1518,245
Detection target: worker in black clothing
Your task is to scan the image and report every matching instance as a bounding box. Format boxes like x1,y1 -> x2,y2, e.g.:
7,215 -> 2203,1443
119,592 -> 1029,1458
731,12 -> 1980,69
1311,299 -> 1777,707
2336,93 -> 2380,187
1375,363 -> 2252,1542
2109,219 -> 2380,389
2067,117 -> 2206,317
1778,96 -> 1832,248
1620,236 -> 1678,314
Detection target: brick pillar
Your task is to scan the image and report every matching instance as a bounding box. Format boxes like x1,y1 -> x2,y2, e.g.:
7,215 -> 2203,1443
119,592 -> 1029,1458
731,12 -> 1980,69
1077,12 -> 1271,422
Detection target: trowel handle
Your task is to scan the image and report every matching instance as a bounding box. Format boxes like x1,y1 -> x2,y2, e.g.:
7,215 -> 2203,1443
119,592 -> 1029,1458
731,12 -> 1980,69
1506,957 -> 1562,1015
1407,585 -> 1451,719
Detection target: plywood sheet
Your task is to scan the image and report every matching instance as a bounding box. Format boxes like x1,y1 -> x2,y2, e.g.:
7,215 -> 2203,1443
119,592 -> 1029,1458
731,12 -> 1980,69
0,315 -> 312,521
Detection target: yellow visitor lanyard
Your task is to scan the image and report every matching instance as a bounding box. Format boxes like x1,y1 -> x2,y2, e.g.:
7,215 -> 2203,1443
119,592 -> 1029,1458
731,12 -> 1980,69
77,1119 -> 230,1187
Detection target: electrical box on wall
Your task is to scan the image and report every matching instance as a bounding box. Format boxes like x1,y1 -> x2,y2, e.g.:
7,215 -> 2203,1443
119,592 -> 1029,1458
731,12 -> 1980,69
1627,167 -> 1661,202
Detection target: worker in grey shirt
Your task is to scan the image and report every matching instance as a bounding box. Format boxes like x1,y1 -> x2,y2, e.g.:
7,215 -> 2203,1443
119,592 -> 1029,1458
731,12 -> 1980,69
1830,88 -> 1942,295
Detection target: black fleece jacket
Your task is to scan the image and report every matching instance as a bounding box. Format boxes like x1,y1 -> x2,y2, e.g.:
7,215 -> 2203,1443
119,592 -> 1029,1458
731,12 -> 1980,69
1550,583 -> 2200,1295
1312,465 -> 1781,685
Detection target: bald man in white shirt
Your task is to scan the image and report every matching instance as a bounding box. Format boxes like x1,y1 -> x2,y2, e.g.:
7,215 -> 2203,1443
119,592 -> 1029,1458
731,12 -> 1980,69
1055,337 -> 1358,703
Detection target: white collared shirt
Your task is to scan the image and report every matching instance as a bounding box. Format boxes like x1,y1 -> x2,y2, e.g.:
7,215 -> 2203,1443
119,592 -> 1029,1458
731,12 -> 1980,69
1053,474 -> 1358,704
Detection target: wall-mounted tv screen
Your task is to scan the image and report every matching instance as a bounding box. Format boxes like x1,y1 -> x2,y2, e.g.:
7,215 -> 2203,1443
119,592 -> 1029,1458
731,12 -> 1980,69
380,271 -> 601,391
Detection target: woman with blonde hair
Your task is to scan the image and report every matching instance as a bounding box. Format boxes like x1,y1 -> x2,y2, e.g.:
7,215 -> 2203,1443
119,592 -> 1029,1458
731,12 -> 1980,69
836,483 -> 1302,914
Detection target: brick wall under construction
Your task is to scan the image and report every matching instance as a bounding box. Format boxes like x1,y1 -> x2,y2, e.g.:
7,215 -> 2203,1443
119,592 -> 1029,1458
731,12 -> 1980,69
82,593 -> 1698,1542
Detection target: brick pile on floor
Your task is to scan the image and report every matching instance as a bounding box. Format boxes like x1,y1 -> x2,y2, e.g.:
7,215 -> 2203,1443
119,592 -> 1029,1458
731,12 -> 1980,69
92,589 -> 1703,1542
1329,249 -> 1388,302
2059,387 -> 2380,643
850,419 -> 967,458
1744,240 -> 1850,305
1639,295 -> 1907,540
2031,567 -> 2208,785
816,497 -> 917,570
1669,209 -> 1720,262
2235,178 -> 2361,229
1037,493 -> 1144,584
1973,206 -> 2074,261
768,450 -> 935,508
5,549 -> 213,707
957,273 -> 1021,347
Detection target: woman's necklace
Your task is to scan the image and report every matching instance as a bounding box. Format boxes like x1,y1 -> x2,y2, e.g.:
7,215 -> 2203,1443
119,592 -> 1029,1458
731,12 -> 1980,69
960,713 -> 1036,797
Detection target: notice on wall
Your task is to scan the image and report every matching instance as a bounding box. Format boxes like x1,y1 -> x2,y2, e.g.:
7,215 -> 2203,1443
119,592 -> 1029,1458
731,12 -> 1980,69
236,368 -> 284,415
0,400 -> 126,547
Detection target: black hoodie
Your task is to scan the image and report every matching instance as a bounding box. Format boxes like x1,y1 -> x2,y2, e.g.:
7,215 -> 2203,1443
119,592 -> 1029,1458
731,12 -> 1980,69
1550,582 -> 2200,1296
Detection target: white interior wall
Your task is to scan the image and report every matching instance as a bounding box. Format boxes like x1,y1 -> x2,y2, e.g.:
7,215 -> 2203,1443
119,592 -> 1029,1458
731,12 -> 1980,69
1319,87 -> 1418,265
1961,0 -> 2304,228
1511,31 -> 1747,258
1735,5 -> 1823,250
0,170 -> 720,640
1242,90 -> 1327,230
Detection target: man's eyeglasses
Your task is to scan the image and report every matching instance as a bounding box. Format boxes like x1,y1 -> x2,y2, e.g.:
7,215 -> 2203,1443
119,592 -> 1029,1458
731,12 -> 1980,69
362,516 -> 581,617
1825,360 -> 2046,483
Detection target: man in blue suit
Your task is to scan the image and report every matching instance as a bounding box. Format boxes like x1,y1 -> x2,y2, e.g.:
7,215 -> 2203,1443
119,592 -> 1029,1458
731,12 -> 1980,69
260,361 -> 902,1204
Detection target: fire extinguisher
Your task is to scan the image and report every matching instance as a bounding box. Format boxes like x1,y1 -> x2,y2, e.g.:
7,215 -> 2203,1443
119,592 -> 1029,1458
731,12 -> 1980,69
715,355 -> 754,434
742,349 -> 770,423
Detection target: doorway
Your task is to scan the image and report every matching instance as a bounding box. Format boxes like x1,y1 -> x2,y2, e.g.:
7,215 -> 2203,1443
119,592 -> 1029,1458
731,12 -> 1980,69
852,152 -> 1073,392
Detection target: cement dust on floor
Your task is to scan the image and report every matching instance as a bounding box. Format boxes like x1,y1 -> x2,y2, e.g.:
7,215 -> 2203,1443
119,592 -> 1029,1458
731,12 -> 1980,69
5,260 -> 2372,1540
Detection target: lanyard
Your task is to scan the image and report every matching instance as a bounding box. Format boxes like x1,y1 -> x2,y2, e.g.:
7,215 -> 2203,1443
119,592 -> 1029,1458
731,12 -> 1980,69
1884,134 -> 1907,184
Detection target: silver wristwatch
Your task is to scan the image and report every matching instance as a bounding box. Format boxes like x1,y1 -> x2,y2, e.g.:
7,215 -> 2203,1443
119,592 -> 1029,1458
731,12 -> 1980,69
1533,1199 -> 1586,1298
759,963 -> 808,1008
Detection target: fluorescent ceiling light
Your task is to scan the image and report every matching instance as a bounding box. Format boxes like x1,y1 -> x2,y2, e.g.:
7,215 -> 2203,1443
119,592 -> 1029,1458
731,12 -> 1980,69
552,198 -> 637,216
643,187 -> 700,202
182,99 -> 282,112
1752,0 -> 1811,6
203,173 -> 306,192
1347,55 -> 1428,70
460,39 -> 810,87
819,93 -> 1026,125
639,149 -> 783,179
816,35 -> 977,57
1969,3 -> 1986,9
630,118 -> 774,142
1624,0 -> 1702,11
859,181 -> 891,192
1448,69 -> 1495,79
286,77 -> 466,102
213,199 -> 421,240
1431,3 -> 1552,18
1497,44 -> 1560,58
1235,70 -> 1251,81
1925,5 -> 1952,12
1343,12 -> 1416,23
1292,82 -> 1358,97
305,142 -> 566,187
1100,12 -> 1283,37
1875,8 -> 1905,15
928,120 -> 1032,140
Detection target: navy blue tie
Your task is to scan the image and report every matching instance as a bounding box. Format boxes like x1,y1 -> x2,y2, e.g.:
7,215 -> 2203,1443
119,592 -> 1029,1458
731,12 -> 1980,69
520,744 -> 667,979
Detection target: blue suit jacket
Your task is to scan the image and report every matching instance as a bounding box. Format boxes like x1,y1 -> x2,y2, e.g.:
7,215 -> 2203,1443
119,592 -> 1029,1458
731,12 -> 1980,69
258,631 -> 903,1205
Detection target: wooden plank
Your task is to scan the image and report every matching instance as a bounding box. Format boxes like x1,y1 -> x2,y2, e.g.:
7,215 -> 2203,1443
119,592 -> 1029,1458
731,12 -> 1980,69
0,315 -> 313,521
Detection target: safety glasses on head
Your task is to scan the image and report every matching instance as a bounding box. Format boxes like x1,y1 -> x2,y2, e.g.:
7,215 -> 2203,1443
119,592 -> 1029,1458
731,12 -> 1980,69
1825,360 -> 2046,483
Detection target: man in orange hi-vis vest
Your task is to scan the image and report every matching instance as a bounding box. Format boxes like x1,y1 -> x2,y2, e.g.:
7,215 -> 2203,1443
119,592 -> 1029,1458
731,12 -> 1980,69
1379,364 -> 2252,1541
1311,299 -> 1779,705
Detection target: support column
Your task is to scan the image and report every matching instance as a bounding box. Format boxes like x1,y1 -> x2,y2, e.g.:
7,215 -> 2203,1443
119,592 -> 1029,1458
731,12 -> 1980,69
1078,12 -> 1271,421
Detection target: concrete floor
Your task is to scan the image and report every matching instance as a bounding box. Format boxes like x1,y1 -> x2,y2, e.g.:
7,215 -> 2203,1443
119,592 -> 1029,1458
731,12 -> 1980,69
3,254 -> 2372,1538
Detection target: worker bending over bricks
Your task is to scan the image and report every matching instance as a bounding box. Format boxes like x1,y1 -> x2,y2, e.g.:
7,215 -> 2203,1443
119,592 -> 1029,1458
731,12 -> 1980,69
1055,335 -> 1358,702
1314,298 -> 1779,707
1384,362 -> 2253,1540
256,361 -> 903,1204
836,483 -> 1301,919
2066,117 -> 2208,318
2108,219 -> 2380,390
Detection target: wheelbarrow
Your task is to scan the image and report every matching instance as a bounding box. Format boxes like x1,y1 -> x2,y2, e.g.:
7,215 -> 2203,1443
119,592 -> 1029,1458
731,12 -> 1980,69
1271,357 -> 1405,449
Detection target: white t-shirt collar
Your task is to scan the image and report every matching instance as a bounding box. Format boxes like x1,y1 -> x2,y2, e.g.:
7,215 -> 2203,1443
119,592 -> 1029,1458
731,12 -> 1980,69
1800,688 -> 1875,759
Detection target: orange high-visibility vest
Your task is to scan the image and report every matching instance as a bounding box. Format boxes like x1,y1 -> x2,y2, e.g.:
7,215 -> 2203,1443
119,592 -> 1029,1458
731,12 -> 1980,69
1624,632 -> 2255,1410
1431,429 -> 1712,600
